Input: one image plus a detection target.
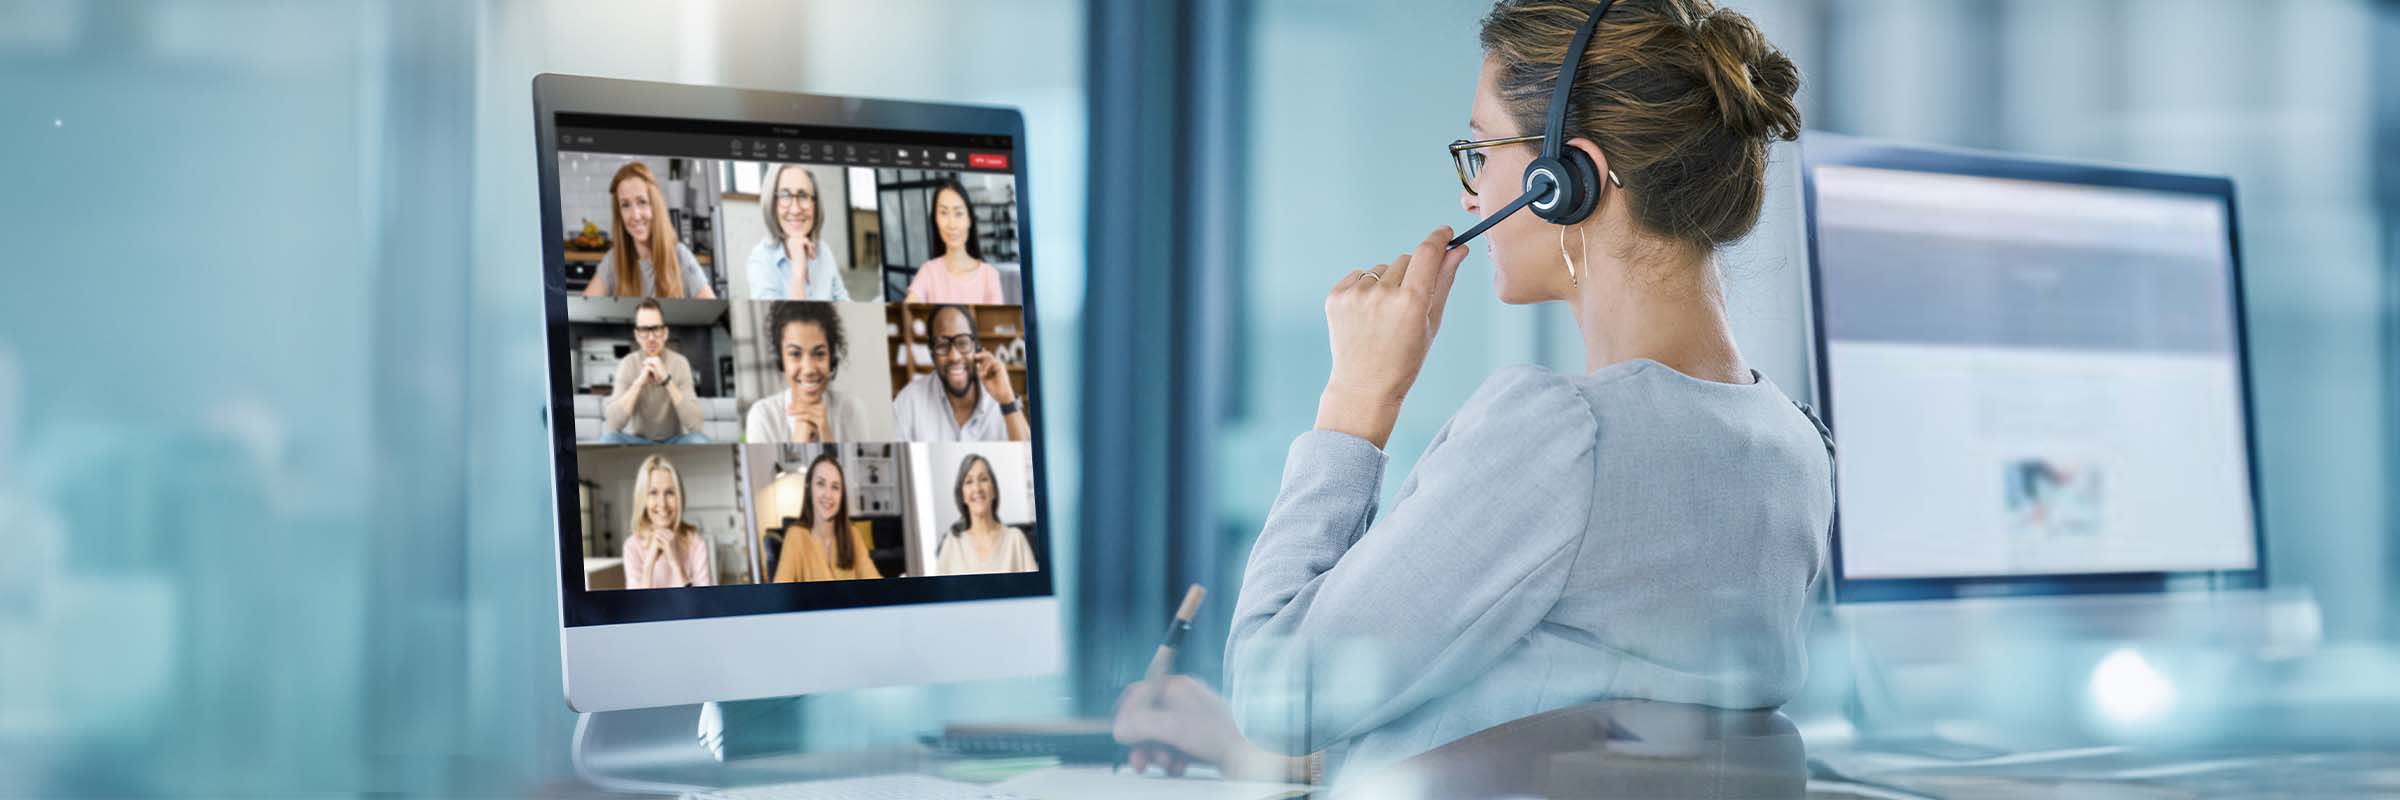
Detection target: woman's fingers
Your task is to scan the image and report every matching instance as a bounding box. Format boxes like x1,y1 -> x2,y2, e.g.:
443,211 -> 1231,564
1380,251 -> 1413,286
1112,680 -> 1161,743
1331,269 -> 1363,293
1426,238 -> 1470,332
1399,226 -> 1454,293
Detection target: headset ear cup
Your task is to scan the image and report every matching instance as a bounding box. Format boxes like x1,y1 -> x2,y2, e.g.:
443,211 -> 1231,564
1547,147 -> 1603,226
1524,156 -> 1574,225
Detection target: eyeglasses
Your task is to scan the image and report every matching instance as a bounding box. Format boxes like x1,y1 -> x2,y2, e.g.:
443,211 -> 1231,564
1448,134 -> 1545,195
774,188 -> 816,207
634,324 -> 668,336
932,334 -> 979,355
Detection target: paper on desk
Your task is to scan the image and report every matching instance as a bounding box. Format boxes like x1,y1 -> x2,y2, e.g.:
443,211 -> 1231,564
992,766 -> 1316,800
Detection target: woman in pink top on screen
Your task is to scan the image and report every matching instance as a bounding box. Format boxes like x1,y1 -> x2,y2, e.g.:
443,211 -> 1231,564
623,453 -> 716,589
902,176 -> 1005,305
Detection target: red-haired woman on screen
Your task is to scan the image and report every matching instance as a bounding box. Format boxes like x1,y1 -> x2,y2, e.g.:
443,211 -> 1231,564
584,161 -> 717,299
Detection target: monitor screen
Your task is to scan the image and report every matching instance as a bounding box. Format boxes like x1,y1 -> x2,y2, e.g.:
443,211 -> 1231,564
1808,153 -> 2260,588
543,108 -> 1052,627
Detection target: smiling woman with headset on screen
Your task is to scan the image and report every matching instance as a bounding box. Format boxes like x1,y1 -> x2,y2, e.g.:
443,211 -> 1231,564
1111,0 -> 1835,787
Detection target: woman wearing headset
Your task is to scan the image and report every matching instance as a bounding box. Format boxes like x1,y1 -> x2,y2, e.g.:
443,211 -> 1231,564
1112,0 -> 1831,788
745,302 -> 875,444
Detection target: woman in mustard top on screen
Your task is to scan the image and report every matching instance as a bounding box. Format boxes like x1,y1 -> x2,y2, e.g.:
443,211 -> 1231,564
623,454 -> 716,590
583,161 -> 717,299
772,452 -> 882,582
1110,0 -> 1833,788
901,176 -> 1005,305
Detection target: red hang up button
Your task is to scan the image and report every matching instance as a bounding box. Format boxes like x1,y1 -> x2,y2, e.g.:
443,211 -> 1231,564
969,152 -> 1010,170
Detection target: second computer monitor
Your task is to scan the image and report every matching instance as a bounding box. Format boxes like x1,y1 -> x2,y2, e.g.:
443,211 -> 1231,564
1801,134 -> 2264,603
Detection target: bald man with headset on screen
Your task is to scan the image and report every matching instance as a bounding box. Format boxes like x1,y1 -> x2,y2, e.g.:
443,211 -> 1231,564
1109,0 -> 1836,790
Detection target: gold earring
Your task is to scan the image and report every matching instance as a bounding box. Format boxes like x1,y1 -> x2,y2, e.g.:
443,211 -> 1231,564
1558,225 -> 1579,288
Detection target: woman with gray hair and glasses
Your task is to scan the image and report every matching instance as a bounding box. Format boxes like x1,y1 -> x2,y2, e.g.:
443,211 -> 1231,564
745,163 -> 848,301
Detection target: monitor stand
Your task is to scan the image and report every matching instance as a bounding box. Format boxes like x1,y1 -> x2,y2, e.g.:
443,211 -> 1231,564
1833,587 -> 2320,756
572,698 -> 829,794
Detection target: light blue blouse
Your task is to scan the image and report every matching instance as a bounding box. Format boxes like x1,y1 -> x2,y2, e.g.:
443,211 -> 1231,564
745,236 -> 849,301
1225,361 -> 1834,786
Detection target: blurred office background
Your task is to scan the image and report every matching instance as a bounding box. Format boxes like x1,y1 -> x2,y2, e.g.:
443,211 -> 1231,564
0,0 -> 2390,794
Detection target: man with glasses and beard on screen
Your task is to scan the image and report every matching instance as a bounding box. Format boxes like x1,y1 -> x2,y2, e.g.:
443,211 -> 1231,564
892,304 -> 1028,442
601,298 -> 709,444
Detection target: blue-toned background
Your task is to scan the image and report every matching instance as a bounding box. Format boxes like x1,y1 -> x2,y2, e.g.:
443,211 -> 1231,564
1,0 -> 2391,794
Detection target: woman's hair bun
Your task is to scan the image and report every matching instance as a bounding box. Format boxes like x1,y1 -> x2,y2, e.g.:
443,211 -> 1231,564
1689,7 -> 1800,141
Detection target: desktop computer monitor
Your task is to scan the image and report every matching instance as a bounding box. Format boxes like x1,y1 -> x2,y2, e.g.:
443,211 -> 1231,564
535,75 -> 1060,712
1800,133 -> 2266,606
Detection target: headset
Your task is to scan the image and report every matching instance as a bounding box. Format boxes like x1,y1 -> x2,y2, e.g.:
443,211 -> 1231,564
1448,0 -> 1621,251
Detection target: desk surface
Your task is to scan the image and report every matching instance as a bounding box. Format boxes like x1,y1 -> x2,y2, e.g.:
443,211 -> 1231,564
538,738 -> 2400,799
1806,745 -> 2400,799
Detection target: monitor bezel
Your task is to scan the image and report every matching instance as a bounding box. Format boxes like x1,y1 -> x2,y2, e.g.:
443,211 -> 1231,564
1798,132 -> 2268,604
535,74 -> 1057,627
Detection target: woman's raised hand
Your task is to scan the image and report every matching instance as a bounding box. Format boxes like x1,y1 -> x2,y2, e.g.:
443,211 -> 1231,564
1316,226 -> 1469,449
787,238 -> 817,298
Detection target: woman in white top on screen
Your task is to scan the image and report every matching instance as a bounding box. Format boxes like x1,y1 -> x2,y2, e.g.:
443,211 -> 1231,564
583,161 -> 717,299
623,453 -> 716,589
933,453 -> 1037,575
745,163 -> 848,301
901,176 -> 1005,305
745,301 -> 876,443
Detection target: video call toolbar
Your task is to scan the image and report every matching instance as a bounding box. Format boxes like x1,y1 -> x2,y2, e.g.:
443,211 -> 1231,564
556,112 -> 1013,172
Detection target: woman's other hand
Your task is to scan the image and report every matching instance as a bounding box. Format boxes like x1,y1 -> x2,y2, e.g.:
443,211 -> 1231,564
1318,226 -> 1469,449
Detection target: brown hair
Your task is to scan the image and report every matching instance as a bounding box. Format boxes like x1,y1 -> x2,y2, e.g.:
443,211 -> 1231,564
606,161 -> 689,298
793,452 -> 856,570
1480,0 -> 1800,249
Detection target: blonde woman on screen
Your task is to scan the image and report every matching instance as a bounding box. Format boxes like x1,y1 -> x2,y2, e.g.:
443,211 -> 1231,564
583,161 -> 717,299
933,453 -> 1037,575
773,452 -> 882,582
623,454 -> 716,589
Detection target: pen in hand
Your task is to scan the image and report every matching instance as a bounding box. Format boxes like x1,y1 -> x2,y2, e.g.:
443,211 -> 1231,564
1118,583 -> 1206,774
